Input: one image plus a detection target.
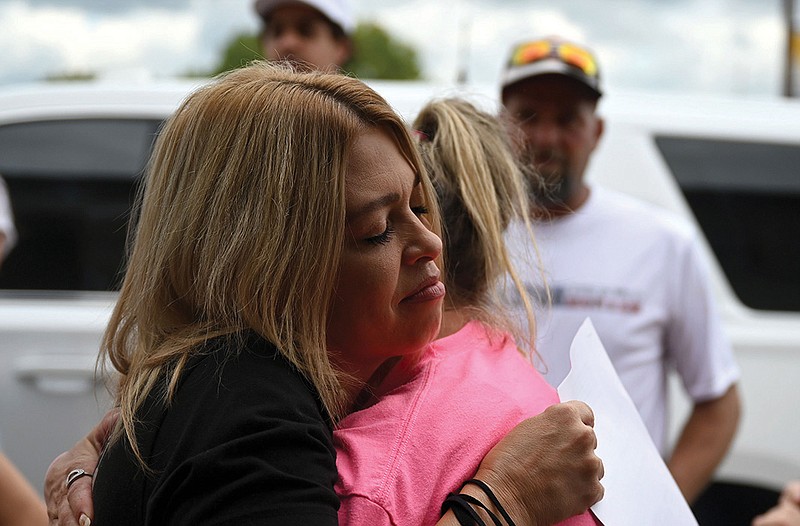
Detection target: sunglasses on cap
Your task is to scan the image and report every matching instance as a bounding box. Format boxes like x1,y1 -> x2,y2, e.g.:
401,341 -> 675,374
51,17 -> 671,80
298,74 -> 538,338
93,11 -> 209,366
510,39 -> 599,79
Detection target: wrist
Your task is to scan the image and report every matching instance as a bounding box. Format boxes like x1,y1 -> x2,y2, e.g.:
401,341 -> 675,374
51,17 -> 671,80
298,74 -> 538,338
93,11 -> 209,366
476,468 -> 548,526
457,484 -> 502,525
470,470 -> 536,526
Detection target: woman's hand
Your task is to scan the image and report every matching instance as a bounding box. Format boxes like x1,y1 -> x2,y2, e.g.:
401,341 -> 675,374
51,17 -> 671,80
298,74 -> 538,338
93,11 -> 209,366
470,401 -> 604,526
45,410 -> 118,526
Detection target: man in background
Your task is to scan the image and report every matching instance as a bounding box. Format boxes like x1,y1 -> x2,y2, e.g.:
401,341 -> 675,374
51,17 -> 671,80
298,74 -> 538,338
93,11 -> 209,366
254,0 -> 353,72
500,36 -> 741,504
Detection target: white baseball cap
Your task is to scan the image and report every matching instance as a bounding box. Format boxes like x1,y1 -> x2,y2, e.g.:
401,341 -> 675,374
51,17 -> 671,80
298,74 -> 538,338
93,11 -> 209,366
254,0 -> 355,35
501,36 -> 602,99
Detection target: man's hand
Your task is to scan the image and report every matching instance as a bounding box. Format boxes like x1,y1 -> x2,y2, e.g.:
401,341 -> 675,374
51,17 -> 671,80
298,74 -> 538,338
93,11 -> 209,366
752,481 -> 800,526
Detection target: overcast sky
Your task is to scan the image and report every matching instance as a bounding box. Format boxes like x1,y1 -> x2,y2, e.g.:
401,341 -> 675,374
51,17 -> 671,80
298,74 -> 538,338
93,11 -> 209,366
1,0 -> 797,98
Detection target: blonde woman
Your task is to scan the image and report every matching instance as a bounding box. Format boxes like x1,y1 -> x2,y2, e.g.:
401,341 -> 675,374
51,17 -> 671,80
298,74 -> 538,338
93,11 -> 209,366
334,98 -> 599,525
45,63 -> 603,526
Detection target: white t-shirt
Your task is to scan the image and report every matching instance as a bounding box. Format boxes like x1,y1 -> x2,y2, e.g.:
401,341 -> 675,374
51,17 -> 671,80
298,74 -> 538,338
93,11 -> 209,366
505,186 -> 740,454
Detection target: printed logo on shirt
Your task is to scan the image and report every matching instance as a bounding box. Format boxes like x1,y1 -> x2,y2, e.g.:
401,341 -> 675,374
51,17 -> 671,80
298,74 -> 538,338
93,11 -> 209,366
549,285 -> 642,313
506,283 -> 642,314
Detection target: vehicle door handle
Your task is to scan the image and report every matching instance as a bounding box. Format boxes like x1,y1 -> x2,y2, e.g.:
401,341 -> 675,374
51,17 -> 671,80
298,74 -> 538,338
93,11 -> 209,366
13,354 -> 106,395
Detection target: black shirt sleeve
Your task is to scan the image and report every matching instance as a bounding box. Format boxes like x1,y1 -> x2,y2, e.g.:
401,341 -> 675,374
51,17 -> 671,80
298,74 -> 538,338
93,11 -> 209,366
93,336 -> 340,526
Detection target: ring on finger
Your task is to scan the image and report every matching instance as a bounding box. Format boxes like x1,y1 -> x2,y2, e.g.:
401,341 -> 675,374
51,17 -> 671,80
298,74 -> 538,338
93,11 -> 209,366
65,468 -> 93,489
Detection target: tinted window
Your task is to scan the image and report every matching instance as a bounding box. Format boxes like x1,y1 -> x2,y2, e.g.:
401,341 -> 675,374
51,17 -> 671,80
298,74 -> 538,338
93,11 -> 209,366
0,118 -> 163,292
656,136 -> 800,312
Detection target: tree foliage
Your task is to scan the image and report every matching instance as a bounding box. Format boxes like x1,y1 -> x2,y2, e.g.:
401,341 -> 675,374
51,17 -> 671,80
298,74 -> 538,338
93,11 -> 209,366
45,71 -> 96,82
209,22 -> 421,80
210,32 -> 265,76
42,21 -> 421,81
346,22 -> 420,80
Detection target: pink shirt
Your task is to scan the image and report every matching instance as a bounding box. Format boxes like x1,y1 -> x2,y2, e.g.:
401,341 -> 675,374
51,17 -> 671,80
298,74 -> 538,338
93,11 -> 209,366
334,320 -> 597,525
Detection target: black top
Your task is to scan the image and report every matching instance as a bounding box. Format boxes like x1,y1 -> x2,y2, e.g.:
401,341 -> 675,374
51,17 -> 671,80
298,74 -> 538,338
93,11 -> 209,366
92,333 -> 340,525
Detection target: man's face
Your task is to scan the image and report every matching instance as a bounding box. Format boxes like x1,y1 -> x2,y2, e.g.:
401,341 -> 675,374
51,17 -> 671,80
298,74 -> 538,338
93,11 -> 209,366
502,75 -> 603,210
260,4 -> 350,72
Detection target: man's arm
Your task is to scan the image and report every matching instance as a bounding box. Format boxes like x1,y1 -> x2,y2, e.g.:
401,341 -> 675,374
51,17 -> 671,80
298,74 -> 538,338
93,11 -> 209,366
667,384 -> 741,504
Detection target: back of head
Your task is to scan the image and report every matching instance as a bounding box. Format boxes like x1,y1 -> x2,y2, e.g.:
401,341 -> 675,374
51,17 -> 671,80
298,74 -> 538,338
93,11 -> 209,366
106,61 -> 428,436
413,98 -> 540,345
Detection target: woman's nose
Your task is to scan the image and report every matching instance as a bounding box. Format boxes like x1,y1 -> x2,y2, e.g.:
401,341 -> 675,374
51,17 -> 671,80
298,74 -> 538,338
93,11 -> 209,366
404,220 -> 442,265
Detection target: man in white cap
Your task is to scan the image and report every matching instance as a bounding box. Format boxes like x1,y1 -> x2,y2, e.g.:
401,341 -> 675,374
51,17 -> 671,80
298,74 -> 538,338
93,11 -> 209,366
500,36 -> 742,505
254,0 -> 353,72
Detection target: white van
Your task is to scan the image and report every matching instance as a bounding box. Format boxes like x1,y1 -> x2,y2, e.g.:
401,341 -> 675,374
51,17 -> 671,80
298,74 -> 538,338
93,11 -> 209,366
589,90 -> 800,522
0,80 -> 198,492
1,80 -> 798,522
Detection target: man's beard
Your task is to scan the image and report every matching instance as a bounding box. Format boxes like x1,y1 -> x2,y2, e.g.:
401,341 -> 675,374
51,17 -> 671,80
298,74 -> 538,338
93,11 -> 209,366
521,148 -> 574,210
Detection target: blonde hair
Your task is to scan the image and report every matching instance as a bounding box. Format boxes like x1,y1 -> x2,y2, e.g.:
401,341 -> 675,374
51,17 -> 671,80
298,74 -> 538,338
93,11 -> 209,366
413,98 -> 542,354
102,61 -> 437,464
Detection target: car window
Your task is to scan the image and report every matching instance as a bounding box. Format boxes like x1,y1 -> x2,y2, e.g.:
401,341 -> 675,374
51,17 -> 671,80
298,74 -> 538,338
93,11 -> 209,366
0,118 -> 164,292
655,136 -> 800,312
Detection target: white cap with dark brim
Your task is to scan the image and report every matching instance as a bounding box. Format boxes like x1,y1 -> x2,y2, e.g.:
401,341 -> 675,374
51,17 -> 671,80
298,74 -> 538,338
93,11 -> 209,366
500,38 -> 602,99
254,0 -> 355,35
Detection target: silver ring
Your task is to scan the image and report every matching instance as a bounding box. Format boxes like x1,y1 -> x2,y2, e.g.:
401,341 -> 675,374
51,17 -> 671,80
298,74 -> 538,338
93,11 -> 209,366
65,468 -> 93,489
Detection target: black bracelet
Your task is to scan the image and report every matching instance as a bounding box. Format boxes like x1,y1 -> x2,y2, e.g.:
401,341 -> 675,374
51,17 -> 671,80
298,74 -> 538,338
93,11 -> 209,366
442,492 -> 507,526
463,479 -> 517,526
457,493 -> 506,526
442,493 -> 486,525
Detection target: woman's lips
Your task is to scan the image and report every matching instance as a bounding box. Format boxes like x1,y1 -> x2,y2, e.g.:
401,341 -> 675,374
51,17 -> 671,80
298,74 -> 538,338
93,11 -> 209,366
401,278 -> 446,304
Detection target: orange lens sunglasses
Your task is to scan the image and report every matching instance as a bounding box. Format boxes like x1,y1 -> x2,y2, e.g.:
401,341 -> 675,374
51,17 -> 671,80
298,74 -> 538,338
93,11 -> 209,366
510,40 -> 599,78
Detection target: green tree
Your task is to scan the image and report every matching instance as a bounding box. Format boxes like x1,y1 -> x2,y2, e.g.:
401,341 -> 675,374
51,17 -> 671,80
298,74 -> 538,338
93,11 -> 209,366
346,22 -> 420,80
45,71 -> 96,82
209,32 -> 265,76
207,22 -> 421,80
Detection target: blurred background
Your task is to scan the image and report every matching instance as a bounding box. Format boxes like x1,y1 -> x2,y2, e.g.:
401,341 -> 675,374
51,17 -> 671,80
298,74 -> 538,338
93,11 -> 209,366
1,2 -> 800,525
1,0 -> 799,97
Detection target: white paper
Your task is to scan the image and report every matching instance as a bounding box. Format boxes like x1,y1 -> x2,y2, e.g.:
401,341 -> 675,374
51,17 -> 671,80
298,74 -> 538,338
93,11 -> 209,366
557,318 -> 698,526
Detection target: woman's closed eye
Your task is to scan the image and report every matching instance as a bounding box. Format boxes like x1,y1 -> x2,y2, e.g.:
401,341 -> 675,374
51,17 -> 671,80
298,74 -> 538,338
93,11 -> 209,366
411,205 -> 429,217
365,224 -> 395,246
363,203 -> 428,246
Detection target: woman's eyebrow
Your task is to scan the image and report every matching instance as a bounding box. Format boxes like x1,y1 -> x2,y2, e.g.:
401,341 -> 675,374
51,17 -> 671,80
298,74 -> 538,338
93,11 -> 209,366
347,192 -> 401,220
